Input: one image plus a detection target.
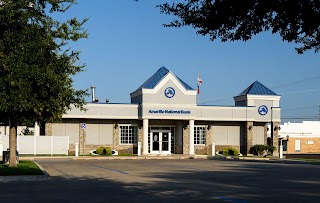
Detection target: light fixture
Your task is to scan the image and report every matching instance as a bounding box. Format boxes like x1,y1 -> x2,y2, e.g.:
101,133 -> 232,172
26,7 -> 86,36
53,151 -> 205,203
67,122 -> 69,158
114,124 -> 118,129
183,125 -> 188,130
207,125 -> 211,130
274,126 -> 281,131
248,126 -> 253,131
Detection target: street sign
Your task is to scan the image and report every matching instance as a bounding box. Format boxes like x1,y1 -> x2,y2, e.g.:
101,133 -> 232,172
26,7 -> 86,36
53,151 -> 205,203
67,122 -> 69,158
81,123 -> 86,130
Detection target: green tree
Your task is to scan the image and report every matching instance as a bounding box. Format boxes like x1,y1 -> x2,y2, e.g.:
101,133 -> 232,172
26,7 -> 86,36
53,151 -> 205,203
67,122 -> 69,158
159,0 -> 320,54
0,0 -> 88,167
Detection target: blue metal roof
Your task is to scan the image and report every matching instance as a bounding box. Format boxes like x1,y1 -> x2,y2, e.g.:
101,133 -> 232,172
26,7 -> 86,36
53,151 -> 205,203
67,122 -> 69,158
239,81 -> 277,96
134,66 -> 194,92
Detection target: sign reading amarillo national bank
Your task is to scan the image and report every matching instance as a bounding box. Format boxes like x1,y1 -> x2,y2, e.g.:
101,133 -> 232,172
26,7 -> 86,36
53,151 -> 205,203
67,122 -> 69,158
148,110 -> 191,114
58,66 -> 281,157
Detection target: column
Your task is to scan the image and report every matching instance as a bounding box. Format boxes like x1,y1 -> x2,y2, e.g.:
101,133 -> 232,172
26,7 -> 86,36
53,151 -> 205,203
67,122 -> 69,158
34,122 -> 40,136
143,119 -> 149,155
189,120 -> 194,155
246,121 -> 253,155
272,122 -> 279,157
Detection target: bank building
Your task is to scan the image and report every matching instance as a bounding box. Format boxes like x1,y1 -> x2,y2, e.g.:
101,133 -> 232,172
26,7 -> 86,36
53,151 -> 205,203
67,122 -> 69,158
46,67 -> 281,156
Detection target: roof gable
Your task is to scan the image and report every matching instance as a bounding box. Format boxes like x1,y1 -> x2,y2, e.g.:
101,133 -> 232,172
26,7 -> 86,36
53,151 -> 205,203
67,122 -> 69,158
239,81 -> 277,96
133,66 -> 194,93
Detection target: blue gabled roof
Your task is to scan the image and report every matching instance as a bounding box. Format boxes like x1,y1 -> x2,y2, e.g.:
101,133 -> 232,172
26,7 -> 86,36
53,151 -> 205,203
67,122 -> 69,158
134,66 -> 194,92
239,81 -> 277,96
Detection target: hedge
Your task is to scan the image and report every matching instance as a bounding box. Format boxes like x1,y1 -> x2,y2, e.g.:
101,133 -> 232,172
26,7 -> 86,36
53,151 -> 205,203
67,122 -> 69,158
96,146 -> 112,156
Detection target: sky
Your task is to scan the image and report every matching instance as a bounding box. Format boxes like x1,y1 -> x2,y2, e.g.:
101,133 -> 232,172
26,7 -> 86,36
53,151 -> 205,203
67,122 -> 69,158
60,0 -> 320,123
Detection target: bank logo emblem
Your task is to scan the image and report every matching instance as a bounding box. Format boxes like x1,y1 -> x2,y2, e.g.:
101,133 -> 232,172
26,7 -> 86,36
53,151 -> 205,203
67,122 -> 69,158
258,105 -> 268,116
164,87 -> 175,98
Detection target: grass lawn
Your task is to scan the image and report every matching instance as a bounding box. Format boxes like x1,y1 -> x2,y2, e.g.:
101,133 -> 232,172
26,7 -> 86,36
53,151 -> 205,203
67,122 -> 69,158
287,158 -> 320,162
0,161 -> 44,176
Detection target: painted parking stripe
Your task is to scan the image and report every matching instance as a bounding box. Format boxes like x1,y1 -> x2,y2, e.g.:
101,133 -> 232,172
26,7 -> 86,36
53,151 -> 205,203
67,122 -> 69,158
143,162 -> 208,172
90,164 -> 128,175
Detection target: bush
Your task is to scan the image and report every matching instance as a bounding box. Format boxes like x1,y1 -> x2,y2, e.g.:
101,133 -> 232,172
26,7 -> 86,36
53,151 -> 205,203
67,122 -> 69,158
222,147 -> 239,156
95,146 -> 112,156
267,145 -> 275,152
250,145 -> 268,156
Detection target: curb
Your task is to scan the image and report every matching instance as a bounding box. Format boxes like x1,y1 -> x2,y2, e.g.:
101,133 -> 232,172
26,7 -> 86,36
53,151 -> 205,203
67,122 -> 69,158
34,161 -> 49,176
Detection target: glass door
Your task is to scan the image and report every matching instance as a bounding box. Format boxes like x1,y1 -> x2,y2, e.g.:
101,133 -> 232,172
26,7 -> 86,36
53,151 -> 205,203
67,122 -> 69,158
152,132 -> 160,152
161,132 -> 169,152
151,130 -> 171,154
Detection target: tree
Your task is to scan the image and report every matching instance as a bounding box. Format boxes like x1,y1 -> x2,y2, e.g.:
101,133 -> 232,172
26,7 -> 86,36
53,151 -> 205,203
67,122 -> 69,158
158,0 -> 320,54
0,0 -> 88,167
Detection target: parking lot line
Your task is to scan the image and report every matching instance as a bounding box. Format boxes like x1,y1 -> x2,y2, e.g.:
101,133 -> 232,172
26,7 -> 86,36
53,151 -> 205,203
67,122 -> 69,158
141,161 -> 209,172
90,164 -> 128,175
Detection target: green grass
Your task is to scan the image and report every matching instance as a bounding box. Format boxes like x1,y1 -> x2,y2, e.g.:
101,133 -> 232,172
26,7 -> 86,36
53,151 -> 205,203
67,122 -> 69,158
287,158 -> 320,162
0,161 -> 44,176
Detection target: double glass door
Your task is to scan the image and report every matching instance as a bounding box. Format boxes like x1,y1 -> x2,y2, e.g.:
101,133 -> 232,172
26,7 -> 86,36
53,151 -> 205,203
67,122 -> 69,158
151,130 -> 171,154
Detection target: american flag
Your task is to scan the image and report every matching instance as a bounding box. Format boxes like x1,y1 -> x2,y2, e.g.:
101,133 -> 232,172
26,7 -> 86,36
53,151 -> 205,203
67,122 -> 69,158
197,73 -> 202,94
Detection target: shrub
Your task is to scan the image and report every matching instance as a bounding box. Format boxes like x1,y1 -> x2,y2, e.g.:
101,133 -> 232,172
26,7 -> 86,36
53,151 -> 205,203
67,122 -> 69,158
267,145 -> 275,152
267,145 -> 275,156
222,147 -> 239,156
250,145 -> 267,156
95,147 -> 112,156
96,147 -> 105,155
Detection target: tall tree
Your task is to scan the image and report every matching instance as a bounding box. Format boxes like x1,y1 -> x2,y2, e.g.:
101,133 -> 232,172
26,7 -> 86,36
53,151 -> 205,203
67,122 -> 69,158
159,0 -> 320,54
0,0 -> 88,167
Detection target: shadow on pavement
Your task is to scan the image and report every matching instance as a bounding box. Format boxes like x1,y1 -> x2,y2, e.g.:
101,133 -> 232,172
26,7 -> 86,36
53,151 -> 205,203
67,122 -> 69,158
0,159 -> 319,203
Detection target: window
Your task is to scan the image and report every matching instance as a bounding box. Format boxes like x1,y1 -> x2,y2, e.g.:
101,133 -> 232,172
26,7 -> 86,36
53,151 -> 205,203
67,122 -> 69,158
282,140 -> 288,151
120,125 -> 137,144
307,140 -> 314,145
194,126 -> 206,145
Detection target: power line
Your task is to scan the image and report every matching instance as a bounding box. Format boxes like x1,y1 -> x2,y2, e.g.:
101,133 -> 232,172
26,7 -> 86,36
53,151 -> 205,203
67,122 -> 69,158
201,88 -> 320,105
278,88 -> 320,95
281,116 -> 319,119
271,74 -> 320,89
281,105 -> 318,112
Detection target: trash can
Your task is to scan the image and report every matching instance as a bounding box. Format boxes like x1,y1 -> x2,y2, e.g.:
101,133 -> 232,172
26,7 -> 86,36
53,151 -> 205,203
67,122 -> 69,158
2,150 -> 19,164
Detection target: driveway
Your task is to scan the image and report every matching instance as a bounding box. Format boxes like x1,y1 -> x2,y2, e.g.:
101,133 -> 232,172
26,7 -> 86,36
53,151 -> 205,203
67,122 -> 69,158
1,159 -> 319,202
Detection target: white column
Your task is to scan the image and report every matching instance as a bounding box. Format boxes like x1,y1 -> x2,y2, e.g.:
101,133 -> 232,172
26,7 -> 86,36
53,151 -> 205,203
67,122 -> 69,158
138,142 -> 141,156
279,140 -> 283,159
143,119 -> 149,155
34,122 -> 40,136
212,142 -> 215,157
189,119 -> 195,155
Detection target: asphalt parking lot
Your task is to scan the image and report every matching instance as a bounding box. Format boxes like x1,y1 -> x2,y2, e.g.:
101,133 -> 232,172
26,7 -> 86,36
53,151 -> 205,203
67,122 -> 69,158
1,159 -> 320,202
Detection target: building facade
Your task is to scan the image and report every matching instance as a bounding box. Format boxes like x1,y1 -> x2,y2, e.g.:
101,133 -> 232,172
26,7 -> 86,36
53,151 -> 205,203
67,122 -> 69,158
46,67 -> 281,156
277,121 -> 320,154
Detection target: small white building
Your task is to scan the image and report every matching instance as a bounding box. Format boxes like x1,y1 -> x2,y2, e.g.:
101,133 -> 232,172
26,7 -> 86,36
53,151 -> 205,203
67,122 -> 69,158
278,121 -> 320,154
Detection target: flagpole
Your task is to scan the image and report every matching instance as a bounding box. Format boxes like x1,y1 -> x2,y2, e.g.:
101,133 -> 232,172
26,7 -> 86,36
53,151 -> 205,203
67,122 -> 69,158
197,72 -> 201,105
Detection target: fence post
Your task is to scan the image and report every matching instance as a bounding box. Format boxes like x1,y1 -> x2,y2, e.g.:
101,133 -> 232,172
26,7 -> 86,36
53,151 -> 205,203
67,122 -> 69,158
33,135 -> 36,156
51,136 -> 53,156
0,137 -> 3,155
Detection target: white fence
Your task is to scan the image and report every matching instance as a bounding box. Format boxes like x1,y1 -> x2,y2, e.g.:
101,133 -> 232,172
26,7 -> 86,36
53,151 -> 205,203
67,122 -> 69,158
0,135 -> 69,156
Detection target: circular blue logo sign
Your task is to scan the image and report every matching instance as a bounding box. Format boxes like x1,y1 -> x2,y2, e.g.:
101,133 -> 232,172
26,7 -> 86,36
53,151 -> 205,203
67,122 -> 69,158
164,87 -> 175,98
258,105 -> 268,116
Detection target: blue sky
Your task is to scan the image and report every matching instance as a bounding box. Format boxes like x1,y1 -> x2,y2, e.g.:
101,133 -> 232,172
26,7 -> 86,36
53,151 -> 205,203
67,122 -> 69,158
63,0 -> 319,122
